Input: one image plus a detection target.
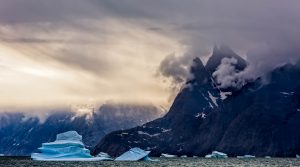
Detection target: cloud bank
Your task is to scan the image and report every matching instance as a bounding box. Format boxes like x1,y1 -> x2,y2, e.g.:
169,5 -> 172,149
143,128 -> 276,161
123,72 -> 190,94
0,0 -> 299,110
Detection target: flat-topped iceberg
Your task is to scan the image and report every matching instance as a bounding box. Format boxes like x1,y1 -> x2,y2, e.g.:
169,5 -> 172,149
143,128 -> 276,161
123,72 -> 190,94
31,131 -> 112,161
205,151 -> 228,159
115,147 -> 155,161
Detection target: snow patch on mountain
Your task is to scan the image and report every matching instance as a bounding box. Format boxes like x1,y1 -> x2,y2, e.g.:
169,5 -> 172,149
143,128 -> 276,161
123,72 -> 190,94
220,91 -> 232,100
195,112 -> 206,119
208,92 -> 218,106
161,128 -> 172,133
280,92 -> 294,96
137,131 -> 160,137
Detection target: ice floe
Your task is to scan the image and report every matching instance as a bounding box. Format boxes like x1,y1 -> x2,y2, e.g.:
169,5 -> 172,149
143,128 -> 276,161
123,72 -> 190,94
205,151 -> 228,158
161,153 -> 177,158
237,155 -> 255,158
96,152 -> 112,159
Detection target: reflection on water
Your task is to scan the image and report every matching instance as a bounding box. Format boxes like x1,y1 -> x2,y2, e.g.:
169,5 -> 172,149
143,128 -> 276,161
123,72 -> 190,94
1,157 -> 300,167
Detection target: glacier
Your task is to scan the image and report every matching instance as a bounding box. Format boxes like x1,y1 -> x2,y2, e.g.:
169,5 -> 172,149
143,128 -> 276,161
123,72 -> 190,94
205,151 -> 228,158
115,147 -> 155,161
31,131 -> 112,161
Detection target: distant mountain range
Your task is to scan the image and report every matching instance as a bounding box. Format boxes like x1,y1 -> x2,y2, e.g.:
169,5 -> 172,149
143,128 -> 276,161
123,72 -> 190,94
92,46 -> 300,157
0,103 -> 164,156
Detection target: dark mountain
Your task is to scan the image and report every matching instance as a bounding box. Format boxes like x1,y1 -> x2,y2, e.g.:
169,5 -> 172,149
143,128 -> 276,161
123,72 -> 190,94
92,49 -> 300,157
0,103 -> 163,156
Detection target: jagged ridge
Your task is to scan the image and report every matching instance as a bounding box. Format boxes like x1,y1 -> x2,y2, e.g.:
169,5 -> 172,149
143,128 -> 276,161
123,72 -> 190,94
92,47 -> 300,157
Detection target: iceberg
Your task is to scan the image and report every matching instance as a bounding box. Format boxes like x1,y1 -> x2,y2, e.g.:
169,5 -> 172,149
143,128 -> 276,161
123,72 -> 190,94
31,131 -> 112,161
237,155 -> 255,158
205,151 -> 228,158
180,155 -> 188,158
160,153 -> 177,158
0,154 -> 4,156
115,147 -> 156,161
265,156 -> 271,159
296,155 -> 300,158
96,152 -> 111,159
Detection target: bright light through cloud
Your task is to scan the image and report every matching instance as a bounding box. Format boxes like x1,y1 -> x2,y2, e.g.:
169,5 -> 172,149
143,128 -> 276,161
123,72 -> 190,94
0,19 -> 183,110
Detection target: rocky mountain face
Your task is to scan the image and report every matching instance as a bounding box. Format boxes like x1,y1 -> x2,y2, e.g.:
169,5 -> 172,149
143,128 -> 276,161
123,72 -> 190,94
0,104 -> 163,156
92,47 -> 300,157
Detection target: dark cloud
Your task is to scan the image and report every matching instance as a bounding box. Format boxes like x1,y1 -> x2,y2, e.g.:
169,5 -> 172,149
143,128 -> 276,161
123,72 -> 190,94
158,53 -> 192,84
1,0 -> 300,90
55,48 -> 112,76
0,37 -> 65,44
0,37 -> 100,44
0,0 -> 100,24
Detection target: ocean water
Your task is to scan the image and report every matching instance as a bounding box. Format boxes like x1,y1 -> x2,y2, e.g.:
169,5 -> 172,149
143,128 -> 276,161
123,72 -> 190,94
1,157 -> 300,167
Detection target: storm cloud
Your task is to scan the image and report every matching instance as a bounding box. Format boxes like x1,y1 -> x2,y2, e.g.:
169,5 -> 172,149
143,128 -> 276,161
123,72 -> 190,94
0,0 -> 299,110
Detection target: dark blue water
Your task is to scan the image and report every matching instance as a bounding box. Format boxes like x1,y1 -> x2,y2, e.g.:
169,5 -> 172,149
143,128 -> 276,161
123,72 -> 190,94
1,157 -> 300,167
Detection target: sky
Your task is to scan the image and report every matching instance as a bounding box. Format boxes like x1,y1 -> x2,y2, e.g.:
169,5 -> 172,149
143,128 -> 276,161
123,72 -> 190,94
0,0 -> 299,111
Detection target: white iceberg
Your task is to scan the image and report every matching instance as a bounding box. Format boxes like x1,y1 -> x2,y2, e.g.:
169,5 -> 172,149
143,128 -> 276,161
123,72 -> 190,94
115,147 -> 156,161
237,155 -> 255,158
265,156 -> 271,159
180,155 -> 188,158
31,131 -> 112,161
296,155 -> 300,158
205,151 -> 228,159
160,153 -> 177,158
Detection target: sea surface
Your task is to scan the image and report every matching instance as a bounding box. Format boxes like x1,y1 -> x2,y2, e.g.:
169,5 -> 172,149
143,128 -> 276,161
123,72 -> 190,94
1,157 -> 300,167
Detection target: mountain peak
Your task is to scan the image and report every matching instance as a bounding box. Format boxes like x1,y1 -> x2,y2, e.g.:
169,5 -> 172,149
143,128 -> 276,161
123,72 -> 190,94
188,57 -> 211,86
206,45 -> 247,75
213,44 -> 237,56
